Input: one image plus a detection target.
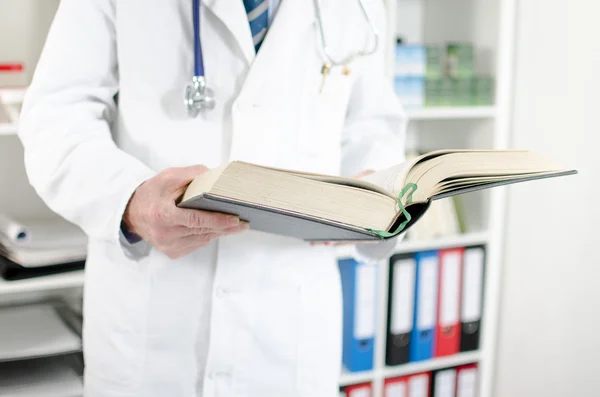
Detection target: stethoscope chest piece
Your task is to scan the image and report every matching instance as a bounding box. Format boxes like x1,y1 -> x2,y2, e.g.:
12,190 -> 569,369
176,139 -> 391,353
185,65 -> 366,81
185,75 -> 216,118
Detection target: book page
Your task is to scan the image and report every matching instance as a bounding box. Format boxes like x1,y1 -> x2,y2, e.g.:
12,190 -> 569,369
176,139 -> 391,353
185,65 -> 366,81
198,162 -> 399,231
358,163 -> 409,196
219,162 -> 396,198
406,151 -> 567,202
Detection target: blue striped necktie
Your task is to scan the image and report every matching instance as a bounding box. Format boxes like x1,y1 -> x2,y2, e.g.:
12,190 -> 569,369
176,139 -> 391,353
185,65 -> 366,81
243,0 -> 269,52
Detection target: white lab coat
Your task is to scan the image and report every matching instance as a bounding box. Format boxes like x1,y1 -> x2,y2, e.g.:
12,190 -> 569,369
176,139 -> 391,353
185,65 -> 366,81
18,0 -> 406,396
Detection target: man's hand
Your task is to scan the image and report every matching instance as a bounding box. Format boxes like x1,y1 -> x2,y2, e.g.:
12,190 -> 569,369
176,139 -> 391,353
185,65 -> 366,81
123,165 -> 249,259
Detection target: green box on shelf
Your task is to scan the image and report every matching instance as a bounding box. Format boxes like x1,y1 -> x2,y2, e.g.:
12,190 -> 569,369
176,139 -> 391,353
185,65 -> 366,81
455,78 -> 474,107
446,42 -> 474,78
473,76 -> 495,105
425,78 -> 443,107
441,78 -> 456,106
425,45 -> 443,79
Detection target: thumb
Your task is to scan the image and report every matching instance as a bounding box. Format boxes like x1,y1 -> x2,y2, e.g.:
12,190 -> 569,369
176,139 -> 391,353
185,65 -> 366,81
163,164 -> 209,195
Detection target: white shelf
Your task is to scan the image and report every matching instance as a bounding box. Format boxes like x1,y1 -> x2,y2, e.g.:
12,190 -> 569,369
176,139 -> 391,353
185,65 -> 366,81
336,232 -> 490,259
339,352 -> 481,386
394,232 -> 489,254
340,368 -> 376,387
0,123 -> 17,136
0,270 -> 85,296
405,107 -> 496,121
0,87 -> 27,105
382,351 -> 481,379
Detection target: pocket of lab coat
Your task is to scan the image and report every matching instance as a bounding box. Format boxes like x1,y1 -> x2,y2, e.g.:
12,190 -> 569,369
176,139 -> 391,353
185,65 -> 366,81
299,62 -> 356,174
231,286 -> 301,395
83,241 -> 150,391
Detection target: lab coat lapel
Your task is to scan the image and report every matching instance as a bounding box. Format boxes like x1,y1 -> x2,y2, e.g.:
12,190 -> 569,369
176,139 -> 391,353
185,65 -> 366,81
263,0 -> 316,42
202,0 -> 256,65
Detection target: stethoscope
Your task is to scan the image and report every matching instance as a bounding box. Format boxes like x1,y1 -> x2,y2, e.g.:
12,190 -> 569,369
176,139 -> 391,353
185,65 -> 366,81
184,0 -> 379,118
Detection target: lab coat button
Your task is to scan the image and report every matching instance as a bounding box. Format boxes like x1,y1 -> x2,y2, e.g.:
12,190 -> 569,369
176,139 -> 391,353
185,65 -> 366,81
206,371 -> 229,380
216,287 -> 229,298
233,102 -> 245,112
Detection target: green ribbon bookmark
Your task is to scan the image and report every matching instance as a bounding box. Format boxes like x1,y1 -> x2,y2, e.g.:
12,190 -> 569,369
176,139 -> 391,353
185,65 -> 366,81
366,183 -> 418,238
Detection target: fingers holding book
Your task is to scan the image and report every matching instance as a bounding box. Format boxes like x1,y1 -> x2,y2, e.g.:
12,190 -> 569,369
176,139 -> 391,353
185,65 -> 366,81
122,165 -> 250,259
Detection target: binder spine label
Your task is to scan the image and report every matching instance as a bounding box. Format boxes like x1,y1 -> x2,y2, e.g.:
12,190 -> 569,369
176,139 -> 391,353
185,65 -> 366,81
391,259 -> 416,334
409,373 -> 430,397
462,248 -> 484,323
440,252 -> 461,327
354,264 -> 377,339
386,382 -> 407,397
418,257 -> 439,330
434,369 -> 457,397
457,368 -> 478,397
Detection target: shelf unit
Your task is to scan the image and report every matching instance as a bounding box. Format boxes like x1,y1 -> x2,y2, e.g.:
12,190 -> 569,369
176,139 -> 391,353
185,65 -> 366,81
337,0 -> 517,396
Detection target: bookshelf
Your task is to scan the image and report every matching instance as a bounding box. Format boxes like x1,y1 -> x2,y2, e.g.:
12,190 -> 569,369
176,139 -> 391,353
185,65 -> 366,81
337,0 -> 517,396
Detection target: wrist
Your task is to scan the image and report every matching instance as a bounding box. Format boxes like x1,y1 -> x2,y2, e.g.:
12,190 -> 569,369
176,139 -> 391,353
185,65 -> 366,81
121,220 -> 143,244
122,190 -> 143,243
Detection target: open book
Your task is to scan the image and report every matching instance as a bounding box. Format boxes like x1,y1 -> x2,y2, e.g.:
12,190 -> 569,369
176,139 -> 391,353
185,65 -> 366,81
178,150 -> 577,241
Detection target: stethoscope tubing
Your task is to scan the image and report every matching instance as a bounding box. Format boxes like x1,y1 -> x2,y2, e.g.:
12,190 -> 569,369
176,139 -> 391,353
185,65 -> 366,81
193,0 -> 204,77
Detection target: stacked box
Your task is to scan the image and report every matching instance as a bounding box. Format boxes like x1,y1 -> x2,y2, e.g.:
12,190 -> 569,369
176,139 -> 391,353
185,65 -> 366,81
473,76 -> 495,105
425,78 -> 443,107
394,76 -> 425,108
440,78 -> 455,106
425,45 -> 443,79
394,39 -> 495,107
395,44 -> 426,78
455,78 -> 474,106
394,42 -> 427,108
446,43 -> 474,78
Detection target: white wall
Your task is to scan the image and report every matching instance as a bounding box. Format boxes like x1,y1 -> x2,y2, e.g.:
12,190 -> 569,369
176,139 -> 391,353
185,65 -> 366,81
494,1 -> 600,396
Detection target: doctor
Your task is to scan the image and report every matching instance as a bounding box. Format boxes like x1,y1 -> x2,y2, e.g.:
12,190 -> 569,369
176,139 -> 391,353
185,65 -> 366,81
18,0 -> 406,396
